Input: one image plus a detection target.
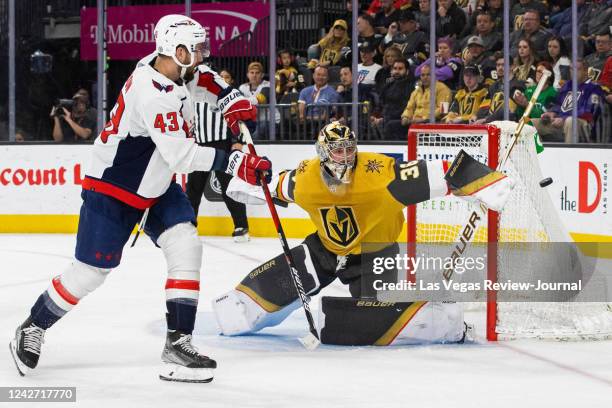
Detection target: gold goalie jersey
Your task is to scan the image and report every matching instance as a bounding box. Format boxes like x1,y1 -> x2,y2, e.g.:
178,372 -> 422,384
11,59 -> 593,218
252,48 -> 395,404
275,152 -> 444,256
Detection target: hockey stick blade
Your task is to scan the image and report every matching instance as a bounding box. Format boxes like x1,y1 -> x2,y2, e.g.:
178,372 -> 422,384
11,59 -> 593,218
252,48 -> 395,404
299,332 -> 321,350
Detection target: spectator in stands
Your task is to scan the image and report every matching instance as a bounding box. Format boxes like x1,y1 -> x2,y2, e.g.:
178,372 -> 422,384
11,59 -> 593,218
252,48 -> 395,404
374,0 -> 401,35
371,58 -> 414,139
239,62 -> 270,106
546,36 -> 571,90
333,66 -> 375,133
510,0 -> 548,30
461,35 -> 497,85
219,69 -> 235,87
275,49 -> 305,97
443,64 -> 488,124
580,0 -> 612,48
415,36 -> 463,90
401,64 -> 452,125
383,10 -> 427,66
585,32 -> 612,84
298,65 -> 340,124
374,46 -> 404,94
509,9 -> 552,59
474,53 -> 520,123
462,0 -> 504,37
531,59 -> 606,142
601,56 -> 612,104
551,0 -> 589,38
436,0 -> 467,38
367,0 -> 407,16
513,61 -> 558,120
512,38 -> 538,85
73,88 -> 97,125
358,42 -> 383,86
459,11 -> 502,53
15,129 -> 26,142
51,92 -> 96,143
414,0 -> 431,36
357,14 -> 384,50
308,19 -> 350,69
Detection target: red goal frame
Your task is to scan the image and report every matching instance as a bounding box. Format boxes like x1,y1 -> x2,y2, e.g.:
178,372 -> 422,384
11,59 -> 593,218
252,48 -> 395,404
406,124 -> 501,341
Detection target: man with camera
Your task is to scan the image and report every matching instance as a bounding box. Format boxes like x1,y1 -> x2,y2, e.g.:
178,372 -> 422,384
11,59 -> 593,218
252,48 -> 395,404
51,93 -> 97,143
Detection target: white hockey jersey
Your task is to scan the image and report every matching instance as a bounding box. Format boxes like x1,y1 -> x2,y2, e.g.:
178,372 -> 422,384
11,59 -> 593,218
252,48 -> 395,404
84,53 -> 239,209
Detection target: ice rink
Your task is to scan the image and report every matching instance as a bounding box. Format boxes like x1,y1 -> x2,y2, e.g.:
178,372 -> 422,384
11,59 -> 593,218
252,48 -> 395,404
1,234 -> 611,408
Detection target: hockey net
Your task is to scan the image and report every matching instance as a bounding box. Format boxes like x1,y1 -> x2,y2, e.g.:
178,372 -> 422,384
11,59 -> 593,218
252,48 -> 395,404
407,121 -> 612,341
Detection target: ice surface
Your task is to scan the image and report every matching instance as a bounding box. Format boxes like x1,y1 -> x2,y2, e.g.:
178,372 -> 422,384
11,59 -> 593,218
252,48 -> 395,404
1,234 -> 611,408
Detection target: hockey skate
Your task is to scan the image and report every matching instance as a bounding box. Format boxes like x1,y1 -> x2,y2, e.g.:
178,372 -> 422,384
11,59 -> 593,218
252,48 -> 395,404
159,330 -> 216,383
9,317 -> 46,376
232,227 -> 250,243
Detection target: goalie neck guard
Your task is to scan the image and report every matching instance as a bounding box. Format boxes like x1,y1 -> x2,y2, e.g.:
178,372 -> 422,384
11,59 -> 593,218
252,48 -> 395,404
316,122 -> 357,192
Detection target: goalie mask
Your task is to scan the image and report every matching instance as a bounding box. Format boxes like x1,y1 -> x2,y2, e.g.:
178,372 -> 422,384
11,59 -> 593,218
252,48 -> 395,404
316,122 -> 357,191
154,14 -> 210,79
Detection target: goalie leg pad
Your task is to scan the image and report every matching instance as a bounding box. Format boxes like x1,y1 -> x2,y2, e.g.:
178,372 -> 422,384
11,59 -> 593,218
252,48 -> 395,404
445,149 -> 515,211
319,298 -> 464,346
236,234 -> 337,311
158,222 -> 202,333
212,289 -> 300,335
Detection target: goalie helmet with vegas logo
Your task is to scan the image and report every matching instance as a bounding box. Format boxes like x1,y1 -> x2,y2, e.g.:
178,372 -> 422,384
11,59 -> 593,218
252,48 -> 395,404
316,122 -> 357,191
154,14 -> 210,75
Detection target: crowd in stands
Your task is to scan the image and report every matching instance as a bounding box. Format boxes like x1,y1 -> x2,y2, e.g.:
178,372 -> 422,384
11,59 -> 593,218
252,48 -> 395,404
259,0 -> 612,142
7,0 -> 611,143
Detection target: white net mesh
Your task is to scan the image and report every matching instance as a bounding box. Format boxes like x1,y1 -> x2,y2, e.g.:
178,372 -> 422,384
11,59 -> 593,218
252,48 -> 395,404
410,121 -> 612,340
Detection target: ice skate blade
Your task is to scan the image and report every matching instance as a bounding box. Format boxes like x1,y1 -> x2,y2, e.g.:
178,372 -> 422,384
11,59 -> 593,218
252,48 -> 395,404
9,340 -> 28,376
233,234 -> 250,243
159,363 -> 214,383
299,333 -> 321,350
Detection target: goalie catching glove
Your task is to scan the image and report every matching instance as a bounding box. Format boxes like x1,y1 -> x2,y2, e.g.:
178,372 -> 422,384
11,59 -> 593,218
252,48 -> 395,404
226,150 -> 272,186
445,149 -> 515,211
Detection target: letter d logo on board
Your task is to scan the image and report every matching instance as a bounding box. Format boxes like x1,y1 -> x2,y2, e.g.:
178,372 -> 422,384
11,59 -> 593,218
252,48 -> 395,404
578,161 -> 601,213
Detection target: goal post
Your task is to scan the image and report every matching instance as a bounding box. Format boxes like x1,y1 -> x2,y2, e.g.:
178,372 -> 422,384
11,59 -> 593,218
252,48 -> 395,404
406,121 -> 612,341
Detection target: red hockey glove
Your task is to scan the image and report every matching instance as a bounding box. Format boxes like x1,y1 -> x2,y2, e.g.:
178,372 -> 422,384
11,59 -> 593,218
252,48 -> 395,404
226,150 -> 272,186
222,97 -> 257,136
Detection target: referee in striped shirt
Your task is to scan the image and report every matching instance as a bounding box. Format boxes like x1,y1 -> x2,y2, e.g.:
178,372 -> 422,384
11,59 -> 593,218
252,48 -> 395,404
186,69 -> 250,242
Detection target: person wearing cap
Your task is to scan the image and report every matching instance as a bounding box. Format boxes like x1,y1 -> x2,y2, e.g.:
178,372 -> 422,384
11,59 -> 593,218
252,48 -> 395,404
373,0 -> 401,35
308,19 -> 350,69
415,36 -> 463,90
51,91 -> 97,143
462,35 -> 497,86
358,42 -> 383,86
357,14 -> 384,63
443,64 -> 488,124
385,9 -> 426,64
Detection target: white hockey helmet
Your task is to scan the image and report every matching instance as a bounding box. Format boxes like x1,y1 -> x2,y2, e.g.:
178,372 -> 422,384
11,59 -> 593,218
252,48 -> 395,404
154,14 -> 209,69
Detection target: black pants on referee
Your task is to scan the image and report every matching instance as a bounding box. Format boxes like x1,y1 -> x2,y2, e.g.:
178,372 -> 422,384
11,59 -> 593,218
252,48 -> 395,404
186,170 -> 248,230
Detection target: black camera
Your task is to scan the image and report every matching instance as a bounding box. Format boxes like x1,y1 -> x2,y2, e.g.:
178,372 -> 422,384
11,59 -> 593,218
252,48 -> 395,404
54,99 -> 74,117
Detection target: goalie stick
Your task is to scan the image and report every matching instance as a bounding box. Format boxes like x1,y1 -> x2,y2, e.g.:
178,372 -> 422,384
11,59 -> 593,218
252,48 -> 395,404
238,122 -> 321,350
441,69 -> 552,283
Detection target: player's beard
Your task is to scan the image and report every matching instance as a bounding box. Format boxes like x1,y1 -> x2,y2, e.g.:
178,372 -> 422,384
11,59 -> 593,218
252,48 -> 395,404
182,65 -> 196,83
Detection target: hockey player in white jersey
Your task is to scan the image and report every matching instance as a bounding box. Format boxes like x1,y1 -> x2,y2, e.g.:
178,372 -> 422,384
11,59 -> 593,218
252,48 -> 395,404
9,14 -> 269,383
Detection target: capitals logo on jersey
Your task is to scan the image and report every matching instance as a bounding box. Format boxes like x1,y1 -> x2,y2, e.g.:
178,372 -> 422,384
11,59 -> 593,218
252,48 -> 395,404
152,80 -> 174,93
320,206 -> 360,247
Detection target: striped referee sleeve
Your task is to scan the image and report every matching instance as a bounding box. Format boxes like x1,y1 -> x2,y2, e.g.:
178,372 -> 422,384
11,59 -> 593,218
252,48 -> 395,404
194,101 -> 231,145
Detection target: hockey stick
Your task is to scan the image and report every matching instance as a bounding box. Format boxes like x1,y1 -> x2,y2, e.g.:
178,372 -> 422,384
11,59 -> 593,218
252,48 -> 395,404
131,208 -> 149,247
442,70 -> 552,282
238,122 -> 321,350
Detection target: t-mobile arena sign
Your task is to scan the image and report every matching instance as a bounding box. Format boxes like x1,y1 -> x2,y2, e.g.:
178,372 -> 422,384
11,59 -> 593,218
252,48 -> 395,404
81,2 -> 269,60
